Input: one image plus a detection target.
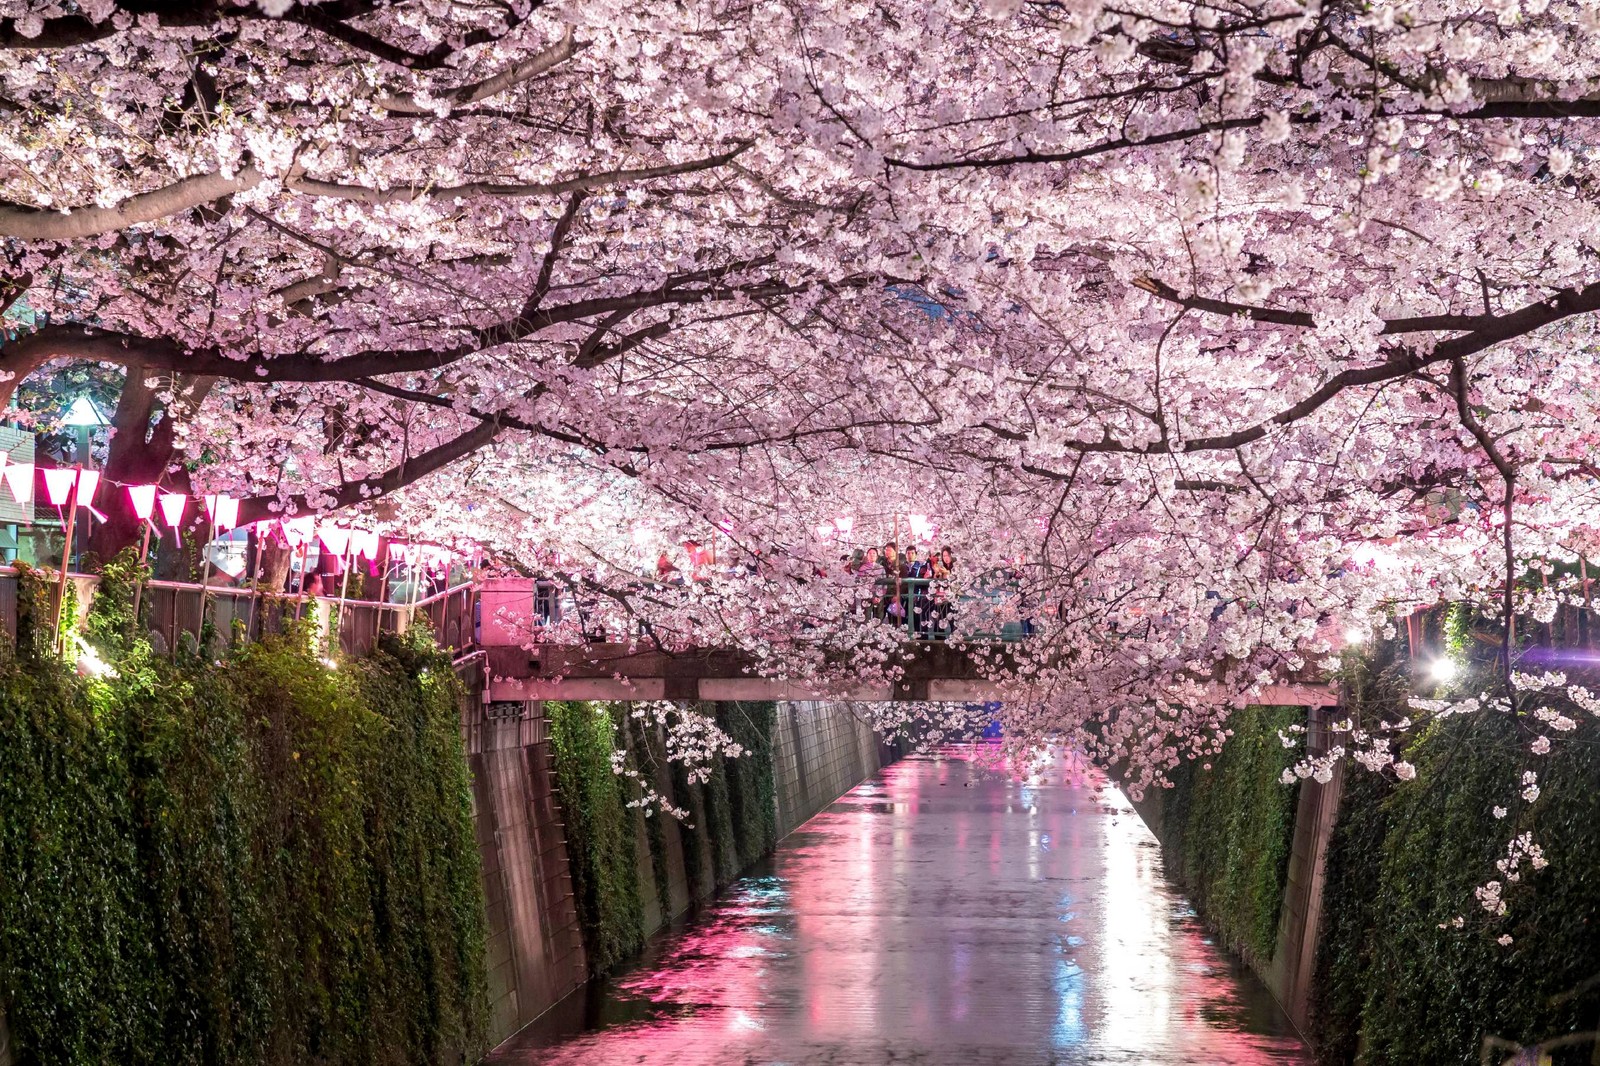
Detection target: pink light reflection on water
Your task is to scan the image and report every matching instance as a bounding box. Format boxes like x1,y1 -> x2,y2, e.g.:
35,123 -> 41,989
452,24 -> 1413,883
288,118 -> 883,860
494,746 -> 1311,1066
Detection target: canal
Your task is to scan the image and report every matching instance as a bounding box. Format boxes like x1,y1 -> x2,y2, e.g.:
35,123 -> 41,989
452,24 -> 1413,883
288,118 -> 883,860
492,746 -> 1311,1065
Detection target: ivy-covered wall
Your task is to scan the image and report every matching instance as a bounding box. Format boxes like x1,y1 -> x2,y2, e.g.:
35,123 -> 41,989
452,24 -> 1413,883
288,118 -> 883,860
0,561 -> 488,1066
546,700 -> 779,978
1140,705 -> 1303,967
545,700 -> 647,976
1308,650 -> 1600,1065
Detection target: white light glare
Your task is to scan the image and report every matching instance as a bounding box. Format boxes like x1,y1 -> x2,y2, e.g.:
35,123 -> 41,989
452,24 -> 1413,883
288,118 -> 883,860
1429,658 -> 1458,683
77,643 -> 115,679
322,657 -> 339,671
1343,626 -> 1367,646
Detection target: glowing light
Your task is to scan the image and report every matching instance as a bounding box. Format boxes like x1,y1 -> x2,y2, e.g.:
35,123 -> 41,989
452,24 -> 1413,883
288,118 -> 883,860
158,492 -> 187,529
815,519 -> 834,539
2,462 -> 32,504
908,513 -> 933,540
76,642 -> 115,678
127,485 -> 157,521
350,530 -> 381,560
834,515 -> 854,536
203,493 -> 239,532
281,515 -> 315,547
42,468 -> 77,506
321,657 -> 339,670
62,396 -> 107,427
1429,658 -> 1458,683
75,470 -> 100,507
1343,626 -> 1367,646
318,525 -> 351,555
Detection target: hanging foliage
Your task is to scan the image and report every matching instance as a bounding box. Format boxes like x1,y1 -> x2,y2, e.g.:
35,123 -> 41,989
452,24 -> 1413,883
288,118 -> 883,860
0,558 -> 487,1066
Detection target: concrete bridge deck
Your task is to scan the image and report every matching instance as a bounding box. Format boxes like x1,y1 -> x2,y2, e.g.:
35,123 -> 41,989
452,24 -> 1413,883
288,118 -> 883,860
482,643 -> 1338,707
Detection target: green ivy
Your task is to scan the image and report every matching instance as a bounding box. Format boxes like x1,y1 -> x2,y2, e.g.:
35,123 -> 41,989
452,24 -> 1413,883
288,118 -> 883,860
549,701 -> 779,967
545,701 -> 645,975
718,702 -> 777,870
1309,642 -> 1600,1065
0,558 -> 487,1066
1144,705 -> 1302,966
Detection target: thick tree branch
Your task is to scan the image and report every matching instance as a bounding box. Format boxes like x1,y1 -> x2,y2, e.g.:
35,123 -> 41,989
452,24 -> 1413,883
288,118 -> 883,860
376,26 -> 579,114
237,417 -> 502,524
0,147 -> 748,241
0,167 -> 262,240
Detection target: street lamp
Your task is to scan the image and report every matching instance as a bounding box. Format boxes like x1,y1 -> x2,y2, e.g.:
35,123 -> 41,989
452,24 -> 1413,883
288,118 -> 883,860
62,396 -> 107,466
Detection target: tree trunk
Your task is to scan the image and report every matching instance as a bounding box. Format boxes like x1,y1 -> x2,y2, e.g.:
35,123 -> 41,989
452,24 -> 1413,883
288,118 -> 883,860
261,539 -> 293,594
85,373 -> 210,565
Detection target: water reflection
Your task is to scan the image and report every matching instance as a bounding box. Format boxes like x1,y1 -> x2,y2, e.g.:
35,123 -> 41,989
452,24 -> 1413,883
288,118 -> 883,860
494,747 -> 1310,1065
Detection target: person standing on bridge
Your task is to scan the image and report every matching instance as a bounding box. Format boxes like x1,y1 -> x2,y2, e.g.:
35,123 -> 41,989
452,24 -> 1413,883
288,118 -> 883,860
879,543 -> 907,624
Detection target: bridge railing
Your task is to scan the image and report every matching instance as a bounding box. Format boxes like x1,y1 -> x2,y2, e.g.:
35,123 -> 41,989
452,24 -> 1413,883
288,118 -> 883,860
851,575 -> 1033,642
139,580 -> 479,657
473,574 -> 1034,647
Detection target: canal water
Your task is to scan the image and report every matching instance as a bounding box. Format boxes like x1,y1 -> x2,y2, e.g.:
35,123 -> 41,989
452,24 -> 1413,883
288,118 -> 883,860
492,746 -> 1311,1065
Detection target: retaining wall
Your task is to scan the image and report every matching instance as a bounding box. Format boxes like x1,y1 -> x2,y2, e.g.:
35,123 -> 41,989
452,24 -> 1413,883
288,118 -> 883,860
467,695 -> 900,1051
1130,701 -> 1342,1038
773,700 -> 898,838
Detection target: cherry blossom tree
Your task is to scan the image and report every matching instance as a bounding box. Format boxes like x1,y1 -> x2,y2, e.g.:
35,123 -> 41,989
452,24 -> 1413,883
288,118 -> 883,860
7,0 -> 1600,916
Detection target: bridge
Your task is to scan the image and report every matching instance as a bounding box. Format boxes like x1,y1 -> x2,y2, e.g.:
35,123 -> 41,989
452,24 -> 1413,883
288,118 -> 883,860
480,640 -> 1340,706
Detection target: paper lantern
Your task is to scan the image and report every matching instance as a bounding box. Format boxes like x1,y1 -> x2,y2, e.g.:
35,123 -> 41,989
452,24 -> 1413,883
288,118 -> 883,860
158,492 -> 187,529
350,530 -> 380,560
833,515 -> 854,536
908,513 -> 933,540
202,493 -> 238,530
75,470 -> 100,507
3,462 -> 33,505
281,516 -> 315,547
318,525 -> 350,556
815,519 -> 834,539
210,496 -> 239,532
128,485 -> 157,521
43,468 -> 78,506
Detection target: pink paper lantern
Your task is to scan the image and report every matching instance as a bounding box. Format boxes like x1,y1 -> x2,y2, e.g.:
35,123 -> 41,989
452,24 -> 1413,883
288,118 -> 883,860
43,468 -> 77,506
350,530 -> 380,560
318,525 -> 351,556
3,462 -> 34,505
212,496 -> 239,532
158,492 -> 187,529
128,485 -> 158,521
75,470 -> 100,507
281,516 -> 315,548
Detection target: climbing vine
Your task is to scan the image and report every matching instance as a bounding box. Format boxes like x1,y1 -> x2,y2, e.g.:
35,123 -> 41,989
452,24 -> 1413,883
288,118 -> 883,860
549,700 -> 781,969
0,556 -> 487,1066
1309,638 -> 1600,1065
546,700 -> 646,976
1142,705 -> 1303,966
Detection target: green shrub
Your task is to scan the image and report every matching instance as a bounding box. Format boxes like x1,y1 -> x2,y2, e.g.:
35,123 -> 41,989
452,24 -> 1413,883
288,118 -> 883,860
1311,696 -> 1600,1064
719,702 -> 777,870
0,561 -> 487,1066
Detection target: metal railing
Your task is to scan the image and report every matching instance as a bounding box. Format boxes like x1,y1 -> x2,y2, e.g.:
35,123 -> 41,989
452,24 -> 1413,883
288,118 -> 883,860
138,579 -> 478,657
852,576 -> 1033,642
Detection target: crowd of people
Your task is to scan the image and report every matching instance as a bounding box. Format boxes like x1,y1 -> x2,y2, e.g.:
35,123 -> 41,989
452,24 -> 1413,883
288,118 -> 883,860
841,542 -> 958,637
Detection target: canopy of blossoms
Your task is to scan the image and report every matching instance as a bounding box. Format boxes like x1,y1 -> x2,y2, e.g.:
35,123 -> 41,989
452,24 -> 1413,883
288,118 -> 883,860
4,0 -> 1600,861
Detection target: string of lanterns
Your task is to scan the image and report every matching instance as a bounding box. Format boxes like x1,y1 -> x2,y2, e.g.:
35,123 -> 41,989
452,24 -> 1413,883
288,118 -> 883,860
21,464 -> 456,569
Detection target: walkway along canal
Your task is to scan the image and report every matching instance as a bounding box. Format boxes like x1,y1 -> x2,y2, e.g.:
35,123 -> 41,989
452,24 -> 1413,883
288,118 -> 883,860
493,746 -> 1310,1065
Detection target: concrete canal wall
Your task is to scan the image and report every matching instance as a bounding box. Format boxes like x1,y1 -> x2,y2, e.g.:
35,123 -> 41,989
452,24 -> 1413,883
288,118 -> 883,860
466,692 -> 901,1051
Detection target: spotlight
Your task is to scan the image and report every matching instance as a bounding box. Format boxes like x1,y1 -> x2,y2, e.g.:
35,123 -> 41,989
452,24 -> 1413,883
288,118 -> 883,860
1429,658 -> 1457,683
